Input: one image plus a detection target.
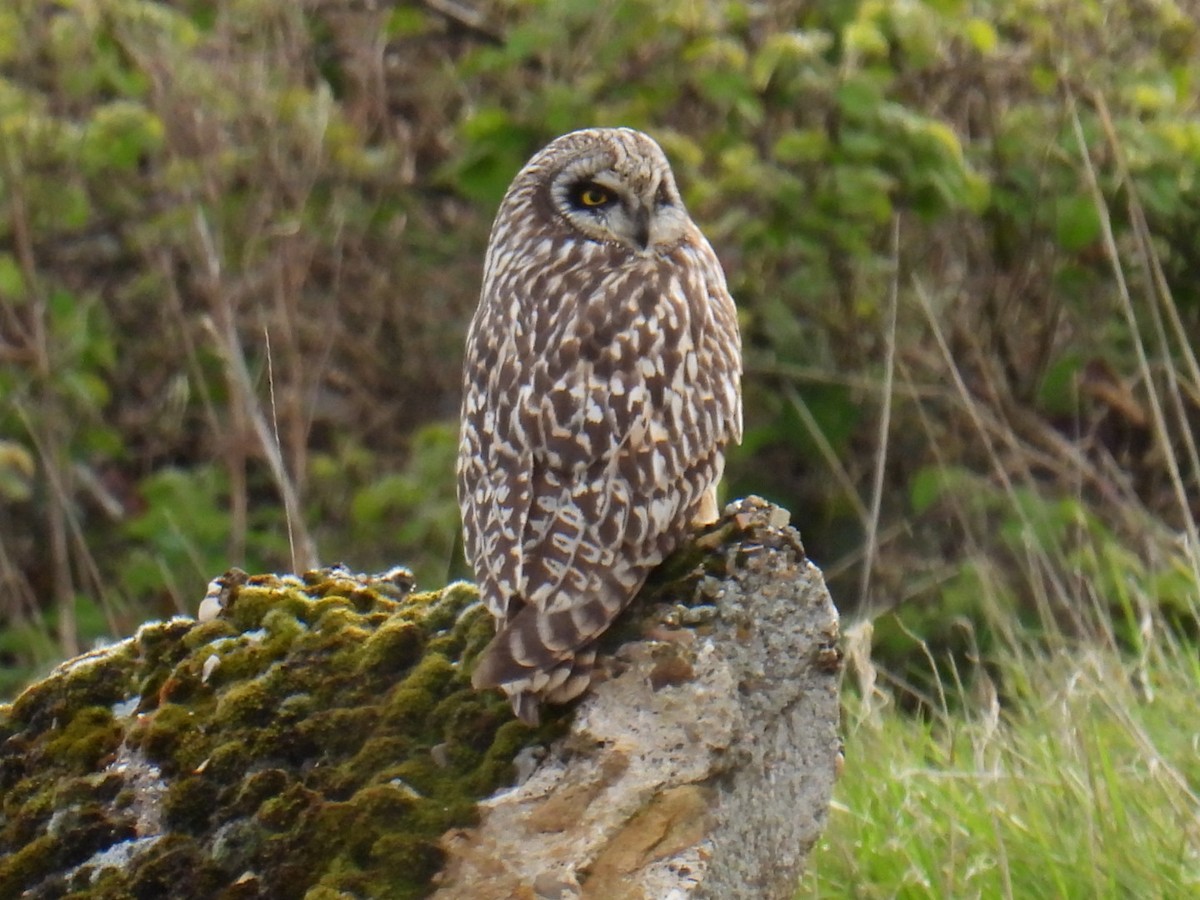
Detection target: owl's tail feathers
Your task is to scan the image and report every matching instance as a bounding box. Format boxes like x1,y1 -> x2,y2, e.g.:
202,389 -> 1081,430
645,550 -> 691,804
508,691 -> 541,727
471,592 -> 614,687
500,650 -> 596,727
471,593 -> 618,724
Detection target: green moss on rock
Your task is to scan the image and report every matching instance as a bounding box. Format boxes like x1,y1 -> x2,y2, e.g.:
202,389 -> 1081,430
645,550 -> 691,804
43,706 -> 123,774
0,568 -> 566,898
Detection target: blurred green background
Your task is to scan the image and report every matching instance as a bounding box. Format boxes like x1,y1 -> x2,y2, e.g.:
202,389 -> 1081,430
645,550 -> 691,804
3,1 -> 1200,894
1,0 -> 1197,702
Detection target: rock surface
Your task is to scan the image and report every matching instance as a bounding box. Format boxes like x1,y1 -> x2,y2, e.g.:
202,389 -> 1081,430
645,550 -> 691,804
434,496 -> 842,899
0,497 -> 840,899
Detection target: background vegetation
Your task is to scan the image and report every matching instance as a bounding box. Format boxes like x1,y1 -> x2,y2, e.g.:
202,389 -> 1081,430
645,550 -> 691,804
1,0 -> 1197,893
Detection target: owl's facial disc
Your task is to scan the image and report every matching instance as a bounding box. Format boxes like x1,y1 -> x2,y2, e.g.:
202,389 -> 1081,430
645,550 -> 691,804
553,163 -> 690,254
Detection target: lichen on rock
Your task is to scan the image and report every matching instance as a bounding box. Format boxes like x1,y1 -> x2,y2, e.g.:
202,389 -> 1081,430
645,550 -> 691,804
0,497 -> 841,899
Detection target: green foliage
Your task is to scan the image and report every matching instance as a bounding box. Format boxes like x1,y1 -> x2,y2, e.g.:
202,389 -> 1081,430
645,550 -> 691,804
0,2 -> 1196,891
117,465 -> 288,606
0,0 -> 467,682
347,422 -> 462,588
0,593 -> 114,700
808,634 -> 1200,896
876,464 -> 1200,706
0,0 -> 1197,750
0,619 -> 57,698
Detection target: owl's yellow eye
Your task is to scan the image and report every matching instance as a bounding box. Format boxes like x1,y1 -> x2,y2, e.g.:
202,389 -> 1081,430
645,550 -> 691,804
574,184 -> 612,208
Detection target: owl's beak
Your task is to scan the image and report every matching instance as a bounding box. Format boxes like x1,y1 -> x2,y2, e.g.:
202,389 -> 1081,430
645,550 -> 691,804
632,204 -> 651,251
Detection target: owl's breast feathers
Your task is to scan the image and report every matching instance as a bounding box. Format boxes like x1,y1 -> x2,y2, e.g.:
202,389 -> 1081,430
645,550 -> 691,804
462,243 -> 738,677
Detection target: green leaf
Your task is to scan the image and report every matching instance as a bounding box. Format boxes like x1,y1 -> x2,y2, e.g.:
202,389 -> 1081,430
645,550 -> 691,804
80,101 -> 165,174
63,370 -> 111,408
0,439 -> 35,502
963,18 -> 999,55
1055,194 -> 1102,251
836,77 -> 884,120
843,19 -> 889,58
909,465 -> 978,514
831,163 -> 894,222
750,30 -> 834,89
0,9 -> 20,63
0,253 -> 25,301
1036,353 -> 1084,415
387,7 -> 430,38
909,466 -> 943,515
773,129 -> 830,165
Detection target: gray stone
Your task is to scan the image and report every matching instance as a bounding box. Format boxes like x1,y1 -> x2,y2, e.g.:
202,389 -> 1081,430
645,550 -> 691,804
434,496 -> 842,899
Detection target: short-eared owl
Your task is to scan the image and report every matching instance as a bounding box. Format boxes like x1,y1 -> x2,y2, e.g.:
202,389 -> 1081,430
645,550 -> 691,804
457,127 -> 742,724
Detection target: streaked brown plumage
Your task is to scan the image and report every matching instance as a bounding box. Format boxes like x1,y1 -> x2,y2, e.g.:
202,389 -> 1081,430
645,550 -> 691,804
457,128 -> 742,724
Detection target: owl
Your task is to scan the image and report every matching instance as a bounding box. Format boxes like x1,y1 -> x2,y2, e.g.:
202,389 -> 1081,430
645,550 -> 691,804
457,127 -> 742,725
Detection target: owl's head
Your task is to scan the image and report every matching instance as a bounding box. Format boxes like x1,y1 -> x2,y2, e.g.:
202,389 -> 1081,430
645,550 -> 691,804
512,128 -> 694,255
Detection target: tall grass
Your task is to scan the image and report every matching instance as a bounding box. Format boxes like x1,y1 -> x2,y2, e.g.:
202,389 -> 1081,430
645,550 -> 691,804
803,90 -> 1200,895
806,608 -> 1199,898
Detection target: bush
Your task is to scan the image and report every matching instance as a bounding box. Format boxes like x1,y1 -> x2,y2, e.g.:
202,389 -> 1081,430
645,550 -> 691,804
1,0 -> 1197,695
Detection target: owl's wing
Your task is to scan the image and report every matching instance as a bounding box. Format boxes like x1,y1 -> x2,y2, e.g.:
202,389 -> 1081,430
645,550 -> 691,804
471,251 -> 741,689
458,322 -> 538,624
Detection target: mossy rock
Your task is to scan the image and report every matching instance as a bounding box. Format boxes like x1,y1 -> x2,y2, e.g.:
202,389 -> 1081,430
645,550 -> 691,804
0,568 -> 567,899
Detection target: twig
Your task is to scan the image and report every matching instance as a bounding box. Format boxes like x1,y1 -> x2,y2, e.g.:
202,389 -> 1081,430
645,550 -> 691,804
859,214 -> 901,609
193,206 -> 320,572
264,324 -> 299,572
420,0 -> 503,44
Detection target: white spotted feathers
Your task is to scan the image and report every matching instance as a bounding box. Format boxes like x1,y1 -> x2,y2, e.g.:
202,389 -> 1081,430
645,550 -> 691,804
457,128 -> 742,725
